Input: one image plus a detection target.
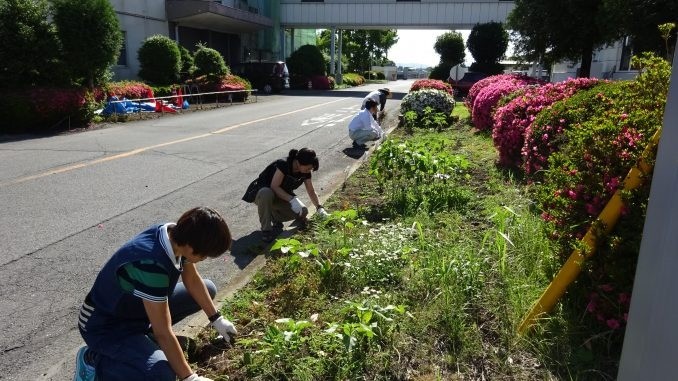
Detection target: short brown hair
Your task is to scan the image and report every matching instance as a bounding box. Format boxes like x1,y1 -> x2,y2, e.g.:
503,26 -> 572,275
171,207 -> 231,257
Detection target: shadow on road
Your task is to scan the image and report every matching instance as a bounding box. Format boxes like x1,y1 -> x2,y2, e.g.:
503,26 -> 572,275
342,146 -> 367,159
283,89 -> 406,102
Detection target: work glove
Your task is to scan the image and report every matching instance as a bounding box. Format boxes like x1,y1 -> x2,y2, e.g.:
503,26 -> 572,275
289,197 -> 306,216
211,316 -> 238,341
316,207 -> 330,219
182,373 -> 213,381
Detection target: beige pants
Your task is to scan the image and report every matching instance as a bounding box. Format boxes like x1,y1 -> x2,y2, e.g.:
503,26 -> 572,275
254,187 -> 299,231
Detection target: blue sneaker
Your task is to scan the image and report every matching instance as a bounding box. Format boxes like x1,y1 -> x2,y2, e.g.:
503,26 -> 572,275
73,346 -> 96,381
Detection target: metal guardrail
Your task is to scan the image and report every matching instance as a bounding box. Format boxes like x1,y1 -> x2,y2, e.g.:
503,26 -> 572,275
105,89 -> 258,117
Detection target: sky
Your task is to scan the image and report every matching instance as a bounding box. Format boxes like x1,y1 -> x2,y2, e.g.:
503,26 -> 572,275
389,29 -> 471,68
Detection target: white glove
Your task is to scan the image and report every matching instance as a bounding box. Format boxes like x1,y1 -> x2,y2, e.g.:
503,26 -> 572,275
289,197 -> 306,215
183,373 -> 213,381
316,207 -> 330,219
211,316 -> 237,341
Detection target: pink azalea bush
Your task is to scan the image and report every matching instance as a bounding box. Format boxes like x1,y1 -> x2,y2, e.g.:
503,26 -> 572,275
465,73 -> 529,110
0,87 -> 91,132
533,53 -> 670,330
410,79 -> 453,95
98,81 -> 154,101
492,78 -> 600,167
471,76 -> 543,131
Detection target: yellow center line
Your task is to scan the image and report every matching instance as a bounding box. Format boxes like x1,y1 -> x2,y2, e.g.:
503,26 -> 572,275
2,97 -> 350,187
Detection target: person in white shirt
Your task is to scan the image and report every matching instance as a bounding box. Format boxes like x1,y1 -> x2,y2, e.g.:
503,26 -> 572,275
361,88 -> 391,112
348,99 -> 384,148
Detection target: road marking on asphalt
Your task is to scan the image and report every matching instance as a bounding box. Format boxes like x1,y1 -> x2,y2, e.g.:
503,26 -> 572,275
1,98 -> 350,187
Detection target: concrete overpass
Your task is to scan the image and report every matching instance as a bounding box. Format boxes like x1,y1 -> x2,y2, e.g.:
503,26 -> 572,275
278,0 -> 515,79
280,0 -> 515,30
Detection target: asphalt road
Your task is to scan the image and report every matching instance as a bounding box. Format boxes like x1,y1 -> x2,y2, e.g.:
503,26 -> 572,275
0,81 -> 411,380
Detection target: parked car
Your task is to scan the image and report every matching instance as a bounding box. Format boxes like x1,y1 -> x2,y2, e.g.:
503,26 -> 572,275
447,72 -> 488,97
231,61 -> 290,94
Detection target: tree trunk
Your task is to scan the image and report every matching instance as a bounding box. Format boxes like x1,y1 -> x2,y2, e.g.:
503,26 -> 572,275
578,44 -> 594,78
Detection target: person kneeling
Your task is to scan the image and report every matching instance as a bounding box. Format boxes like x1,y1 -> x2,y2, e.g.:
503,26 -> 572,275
241,148 -> 330,243
73,207 -> 235,381
349,99 -> 384,149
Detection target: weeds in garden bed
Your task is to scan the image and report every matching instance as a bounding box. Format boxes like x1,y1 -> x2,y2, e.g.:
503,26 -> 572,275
190,104 -> 622,380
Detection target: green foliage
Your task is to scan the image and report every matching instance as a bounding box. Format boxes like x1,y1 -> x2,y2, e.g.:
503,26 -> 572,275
137,35 -> 181,85
287,44 -> 326,76
178,45 -> 194,77
193,44 -> 228,79
428,62 -> 453,80
402,107 -> 458,133
0,0 -> 63,87
611,0 -> 678,59
467,22 -> 509,72
507,0 -> 623,77
322,29 -> 398,73
340,73 -> 365,86
434,31 -> 466,66
370,139 -> 471,215
51,0 -> 123,88
0,87 -> 93,132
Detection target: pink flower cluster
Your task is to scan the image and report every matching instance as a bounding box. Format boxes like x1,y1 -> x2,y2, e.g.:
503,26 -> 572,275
471,76 -> 543,131
493,78 -> 599,167
586,284 -> 631,330
410,79 -> 454,95
96,81 -> 153,102
465,73 -> 531,110
523,81 -> 610,175
29,87 -> 87,118
213,74 -> 249,92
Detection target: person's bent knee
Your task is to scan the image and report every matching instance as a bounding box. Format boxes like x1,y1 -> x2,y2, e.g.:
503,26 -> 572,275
255,187 -> 274,203
204,278 -> 217,299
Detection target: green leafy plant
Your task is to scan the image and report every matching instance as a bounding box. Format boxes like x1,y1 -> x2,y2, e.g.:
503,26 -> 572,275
370,139 -> 471,215
194,44 -> 229,79
137,35 -> 181,85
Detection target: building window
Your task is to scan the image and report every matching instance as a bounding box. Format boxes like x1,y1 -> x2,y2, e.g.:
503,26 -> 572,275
117,31 -> 128,66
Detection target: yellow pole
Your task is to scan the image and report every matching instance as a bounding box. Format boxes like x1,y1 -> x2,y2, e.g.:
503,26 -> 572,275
518,129 -> 662,334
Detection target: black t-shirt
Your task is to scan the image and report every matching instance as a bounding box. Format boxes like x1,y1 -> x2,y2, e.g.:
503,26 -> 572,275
259,159 -> 311,195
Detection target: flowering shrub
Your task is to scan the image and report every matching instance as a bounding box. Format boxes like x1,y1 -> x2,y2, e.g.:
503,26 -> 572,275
95,81 -> 154,101
471,76 -> 543,131
532,53 -> 670,330
492,78 -> 600,167
342,73 -> 365,86
465,73 -> 528,110
410,79 -> 453,95
0,87 -> 92,132
327,76 -> 336,89
311,75 -> 331,90
400,89 -> 455,118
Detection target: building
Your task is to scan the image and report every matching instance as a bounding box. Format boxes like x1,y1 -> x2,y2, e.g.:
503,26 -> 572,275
110,0 -> 518,81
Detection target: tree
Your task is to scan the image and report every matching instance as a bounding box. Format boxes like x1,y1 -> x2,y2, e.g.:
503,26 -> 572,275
51,0 -> 122,88
193,45 -> 228,79
467,22 -> 509,75
287,44 -> 325,76
137,35 -> 181,85
434,31 -> 466,67
0,0 -> 62,87
317,29 -> 398,73
607,0 -> 678,60
507,0 -> 623,78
